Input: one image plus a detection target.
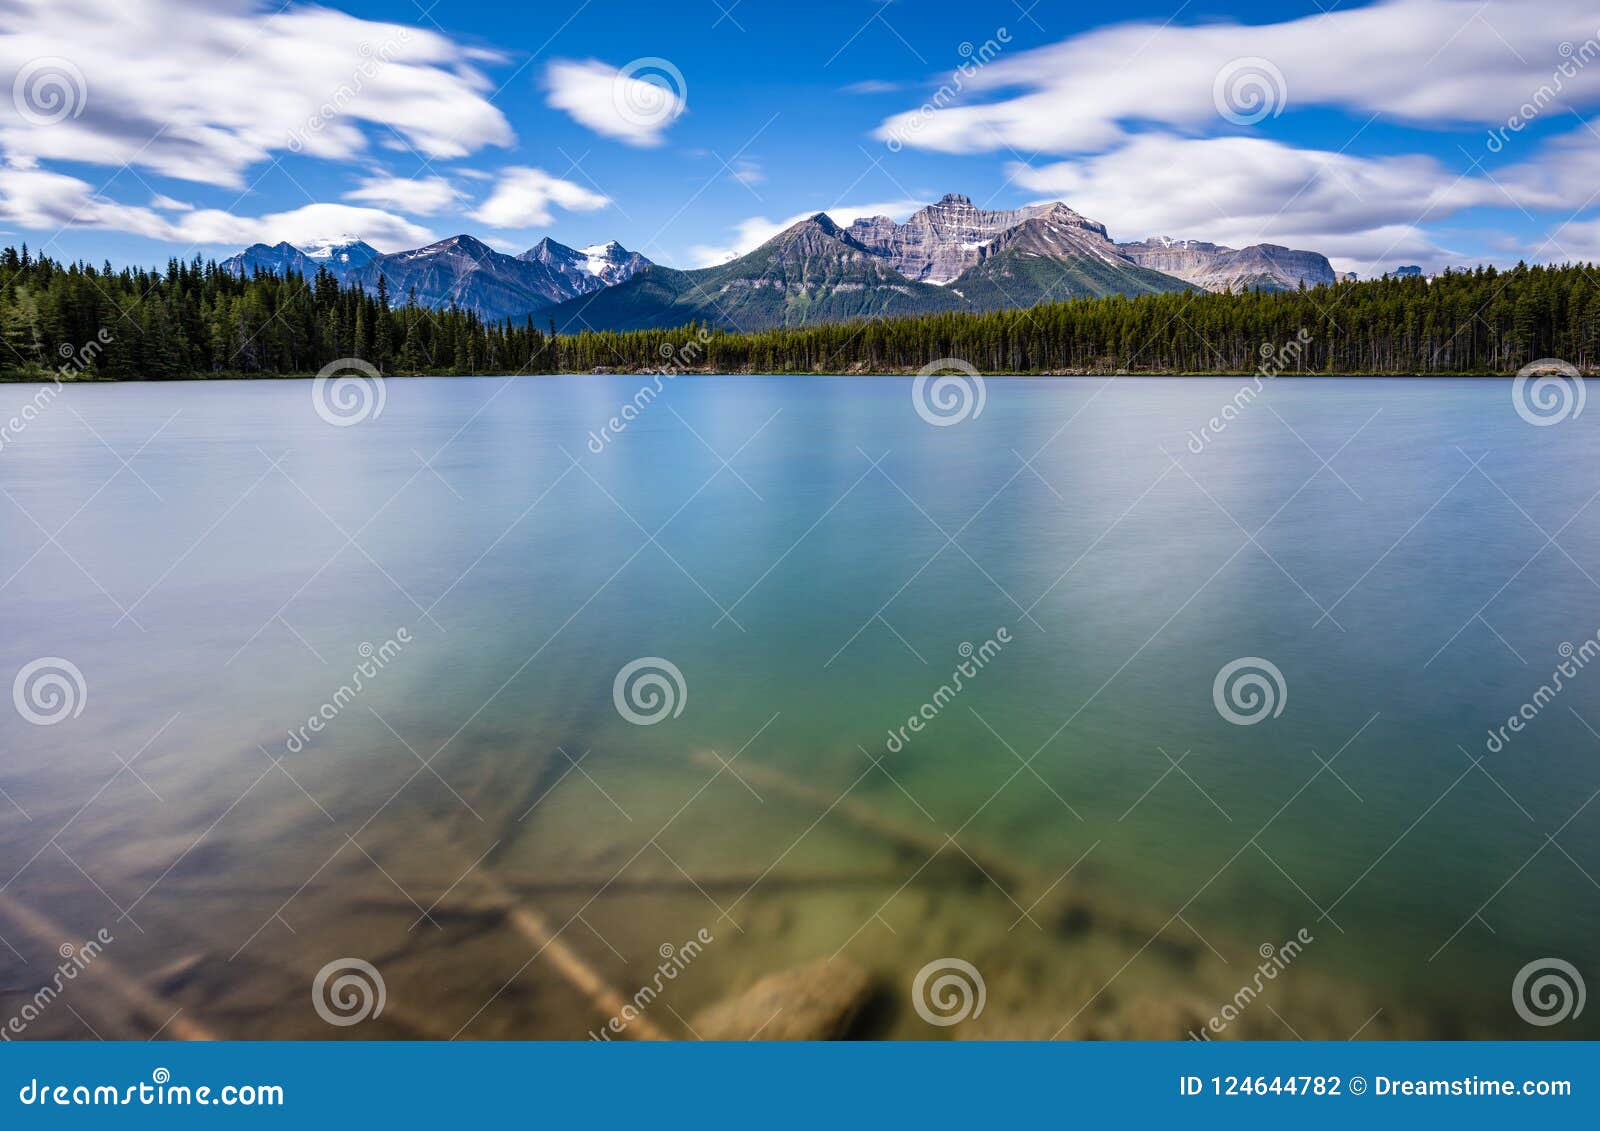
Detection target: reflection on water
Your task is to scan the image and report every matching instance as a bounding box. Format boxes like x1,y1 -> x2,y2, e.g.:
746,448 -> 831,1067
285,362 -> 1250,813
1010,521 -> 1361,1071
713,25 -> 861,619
1,374 -> 1597,1040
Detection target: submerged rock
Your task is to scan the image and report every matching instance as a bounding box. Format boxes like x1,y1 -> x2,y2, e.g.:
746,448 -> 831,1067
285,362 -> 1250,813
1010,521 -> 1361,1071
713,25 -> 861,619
692,958 -> 873,1040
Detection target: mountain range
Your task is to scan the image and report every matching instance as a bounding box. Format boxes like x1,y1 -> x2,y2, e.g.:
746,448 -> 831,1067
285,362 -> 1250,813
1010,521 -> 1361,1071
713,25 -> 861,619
220,194 -> 1338,332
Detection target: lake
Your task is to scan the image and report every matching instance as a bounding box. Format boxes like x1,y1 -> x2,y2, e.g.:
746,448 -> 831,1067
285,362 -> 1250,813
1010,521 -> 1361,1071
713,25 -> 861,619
1,373 -> 1597,1040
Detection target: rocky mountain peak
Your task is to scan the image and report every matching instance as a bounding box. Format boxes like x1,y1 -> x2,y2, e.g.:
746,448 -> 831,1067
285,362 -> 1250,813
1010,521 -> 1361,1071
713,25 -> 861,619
517,235 -> 650,294
1118,237 -> 1335,293
846,195 -> 1123,284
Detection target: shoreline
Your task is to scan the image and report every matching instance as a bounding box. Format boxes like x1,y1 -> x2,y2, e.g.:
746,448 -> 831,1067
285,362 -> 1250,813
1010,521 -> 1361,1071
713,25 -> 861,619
0,369 -> 1535,386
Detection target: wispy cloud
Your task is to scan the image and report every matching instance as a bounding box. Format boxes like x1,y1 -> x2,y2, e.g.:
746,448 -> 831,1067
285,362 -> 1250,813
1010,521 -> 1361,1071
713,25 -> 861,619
0,166 -> 435,250
0,0 -> 513,187
544,57 -> 688,147
344,174 -> 462,216
468,166 -> 611,229
842,79 -> 902,95
874,0 -> 1600,155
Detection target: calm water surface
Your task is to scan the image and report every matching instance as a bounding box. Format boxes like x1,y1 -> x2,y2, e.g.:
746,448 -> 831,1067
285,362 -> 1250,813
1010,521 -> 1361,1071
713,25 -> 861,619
2,374 -> 1597,1039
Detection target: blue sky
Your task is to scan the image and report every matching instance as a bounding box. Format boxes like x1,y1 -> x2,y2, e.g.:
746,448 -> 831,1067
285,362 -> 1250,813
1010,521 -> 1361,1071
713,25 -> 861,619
3,0 -> 1600,275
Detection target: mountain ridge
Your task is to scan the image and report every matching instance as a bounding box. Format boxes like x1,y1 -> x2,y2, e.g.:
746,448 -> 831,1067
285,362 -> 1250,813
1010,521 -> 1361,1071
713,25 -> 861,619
217,197 -> 1339,331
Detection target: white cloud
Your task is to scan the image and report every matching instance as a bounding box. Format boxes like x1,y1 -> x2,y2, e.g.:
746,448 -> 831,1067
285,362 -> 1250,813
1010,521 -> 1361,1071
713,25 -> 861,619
0,166 -> 433,250
545,58 -> 687,147
729,159 -> 764,186
1536,217 -> 1600,262
842,79 -> 902,95
467,166 -> 611,229
686,199 -> 927,267
875,0 -> 1600,156
1010,134 -> 1507,273
343,174 -> 461,215
0,0 -> 512,187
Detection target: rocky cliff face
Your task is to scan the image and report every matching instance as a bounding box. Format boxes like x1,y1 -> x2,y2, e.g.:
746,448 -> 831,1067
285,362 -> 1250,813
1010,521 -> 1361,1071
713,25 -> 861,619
847,193 -> 1119,284
548,214 -> 965,333
220,241 -> 321,279
350,235 -> 573,319
221,234 -> 648,320
1117,238 -> 1335,293
518,238 -> 650,295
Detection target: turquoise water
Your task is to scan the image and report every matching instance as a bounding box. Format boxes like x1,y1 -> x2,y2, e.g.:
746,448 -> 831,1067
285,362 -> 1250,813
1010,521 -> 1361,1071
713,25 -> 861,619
1,374 -> 1597,1040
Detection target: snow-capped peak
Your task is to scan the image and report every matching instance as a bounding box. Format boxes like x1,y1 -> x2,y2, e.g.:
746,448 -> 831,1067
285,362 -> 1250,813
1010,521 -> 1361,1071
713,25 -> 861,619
578,241 -> 627,276
302,236 -> 379,267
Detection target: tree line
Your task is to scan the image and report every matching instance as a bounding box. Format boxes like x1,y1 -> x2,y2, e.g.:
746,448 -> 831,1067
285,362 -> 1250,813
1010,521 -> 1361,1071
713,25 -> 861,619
3,244 -> 1597,380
